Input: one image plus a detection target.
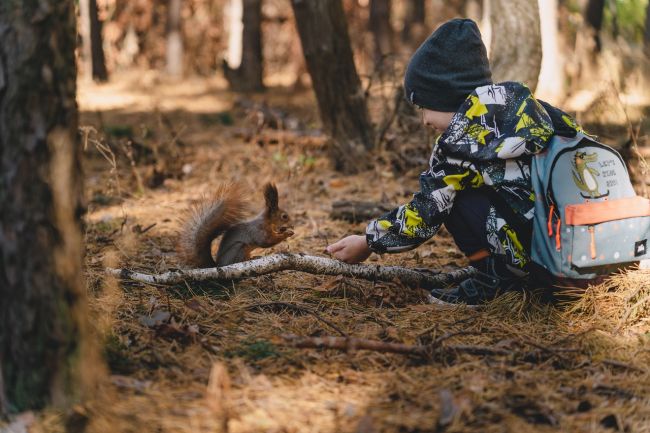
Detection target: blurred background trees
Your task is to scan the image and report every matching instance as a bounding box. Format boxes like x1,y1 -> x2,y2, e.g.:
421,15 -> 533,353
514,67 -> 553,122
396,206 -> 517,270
80,0 -> 109,81
488,0 -> 542,91
76,0 -> 650,170
80,0 -> 650,98
291,0 -> 374,173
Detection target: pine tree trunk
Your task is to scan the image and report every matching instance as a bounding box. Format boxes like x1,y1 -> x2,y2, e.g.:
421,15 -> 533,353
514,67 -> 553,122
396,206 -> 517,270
401,0 -> 426,45
166,0 -> 184,77
489,0 -> 542,92
536,0 -> 563,104
89,0 -> 108,81
643,2 -> 650,57
79,0 -> 108,82
0,0 -> 92,413
224,0 -> 264,92
464,0 -> 482,23
369,0 -> 393,63
585,0 -> 605,52
290,0 -> 375,174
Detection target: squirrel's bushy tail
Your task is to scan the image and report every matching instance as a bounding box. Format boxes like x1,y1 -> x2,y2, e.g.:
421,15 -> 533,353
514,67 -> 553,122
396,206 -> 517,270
177,183 -> 249,268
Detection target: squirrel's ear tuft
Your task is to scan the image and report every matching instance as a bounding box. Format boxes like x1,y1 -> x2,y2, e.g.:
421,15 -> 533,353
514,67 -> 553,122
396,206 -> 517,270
263,183 -> 279,213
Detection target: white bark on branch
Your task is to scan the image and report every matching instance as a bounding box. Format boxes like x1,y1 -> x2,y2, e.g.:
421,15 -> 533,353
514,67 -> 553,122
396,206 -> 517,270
106,253 -> 475,288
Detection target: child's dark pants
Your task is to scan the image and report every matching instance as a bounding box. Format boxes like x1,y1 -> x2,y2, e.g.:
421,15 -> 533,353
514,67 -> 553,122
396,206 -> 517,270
444,188 -> 492,257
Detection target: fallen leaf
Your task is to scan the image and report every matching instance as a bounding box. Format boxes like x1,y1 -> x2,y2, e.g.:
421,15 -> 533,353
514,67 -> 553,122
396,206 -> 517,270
139,310 -> 171,328
110,375 -> 152,393
438,389 -> 458,427
185,298 -> 204,312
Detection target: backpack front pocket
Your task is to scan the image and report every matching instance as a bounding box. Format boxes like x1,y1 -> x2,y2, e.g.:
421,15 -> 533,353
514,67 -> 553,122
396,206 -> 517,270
565,197 -> 650,268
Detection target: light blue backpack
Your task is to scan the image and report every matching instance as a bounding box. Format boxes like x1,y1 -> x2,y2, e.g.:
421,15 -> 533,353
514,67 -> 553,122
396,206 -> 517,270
530,132 -> 650,279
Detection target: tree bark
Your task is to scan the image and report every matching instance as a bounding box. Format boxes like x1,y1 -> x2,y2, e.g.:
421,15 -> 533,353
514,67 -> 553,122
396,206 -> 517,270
489,0 -> 542,92
464,0 -> 482,23
369,0 -> 393,63
290,0 -> 375,173
224,0 -> 264,92
0,0 -> 93,412
535,0 -> 563,104
166,0 -> 184,77
79,0 -> 108,82
89,0 -> 108,81
643,2 -> 650,57
585,0 -> 605,52
107,253 -> 476,289
401,0 -> 426,44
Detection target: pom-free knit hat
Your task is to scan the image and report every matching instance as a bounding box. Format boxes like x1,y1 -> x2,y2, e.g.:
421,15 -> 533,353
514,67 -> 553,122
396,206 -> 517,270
404,18 -> 492,112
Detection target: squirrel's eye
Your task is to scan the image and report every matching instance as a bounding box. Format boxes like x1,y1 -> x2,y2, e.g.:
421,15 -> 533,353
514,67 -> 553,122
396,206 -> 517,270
281,213 -> 289,221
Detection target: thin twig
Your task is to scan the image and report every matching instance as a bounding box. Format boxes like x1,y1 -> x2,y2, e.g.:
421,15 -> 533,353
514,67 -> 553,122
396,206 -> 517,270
608,79 -> 649,197
601,359 -> 647,374
433,330 -> 479,345
416,316 -> 478,339
519,339 -> 576,362
278,334 -> 510,358
550,326 -> 599,347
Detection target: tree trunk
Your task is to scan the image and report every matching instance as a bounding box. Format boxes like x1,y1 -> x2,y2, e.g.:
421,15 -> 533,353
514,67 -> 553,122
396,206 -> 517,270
585,0 -> 605,52
89,0 -> 108,81
166,0 -> 184,77
224,0 -> 264,92
438,0 -> 469,20
369,0 -> 393,63
0,0 -> 93,413
79,0 -> 108,82
290,0 -> 375,174
489,0 -> 542,92
643,2 -> 650,57
536,0 -> 563,104
464,0 -> 482,23
401,0 -> 426,44
569,0 -> 603,94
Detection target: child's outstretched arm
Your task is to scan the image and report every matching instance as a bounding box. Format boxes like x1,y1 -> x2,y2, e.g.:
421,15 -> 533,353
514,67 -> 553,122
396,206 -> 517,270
365,156 -> 483,255
327,153 -> 483,263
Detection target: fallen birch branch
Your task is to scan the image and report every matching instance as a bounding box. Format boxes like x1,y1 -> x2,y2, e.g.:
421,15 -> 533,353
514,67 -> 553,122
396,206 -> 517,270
278,334 -> 510,357
106,253 -> 475,288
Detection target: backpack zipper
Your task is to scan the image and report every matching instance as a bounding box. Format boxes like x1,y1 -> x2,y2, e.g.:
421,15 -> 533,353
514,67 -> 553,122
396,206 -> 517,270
547,203 -> 555,236
588,225 -> 596,259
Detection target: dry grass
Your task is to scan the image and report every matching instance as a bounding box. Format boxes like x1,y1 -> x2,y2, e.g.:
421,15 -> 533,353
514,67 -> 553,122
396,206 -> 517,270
13,71 -> 650,433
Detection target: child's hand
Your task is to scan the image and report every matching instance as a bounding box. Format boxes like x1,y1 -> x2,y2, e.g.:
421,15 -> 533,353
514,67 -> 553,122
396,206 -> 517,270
326,235 -> 372,264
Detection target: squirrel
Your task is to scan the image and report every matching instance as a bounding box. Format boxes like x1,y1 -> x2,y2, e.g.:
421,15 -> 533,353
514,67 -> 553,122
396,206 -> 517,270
177,182 -> 294,268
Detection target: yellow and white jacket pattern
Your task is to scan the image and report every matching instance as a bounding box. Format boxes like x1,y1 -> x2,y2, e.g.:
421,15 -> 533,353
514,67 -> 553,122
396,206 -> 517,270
366,81 -> 582,269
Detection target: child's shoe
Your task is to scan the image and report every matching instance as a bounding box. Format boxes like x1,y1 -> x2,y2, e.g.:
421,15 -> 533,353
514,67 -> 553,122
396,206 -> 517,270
428,255 -> 527,305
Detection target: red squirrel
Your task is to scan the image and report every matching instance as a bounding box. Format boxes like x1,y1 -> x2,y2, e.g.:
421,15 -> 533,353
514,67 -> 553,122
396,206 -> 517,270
177,183 -> 294,268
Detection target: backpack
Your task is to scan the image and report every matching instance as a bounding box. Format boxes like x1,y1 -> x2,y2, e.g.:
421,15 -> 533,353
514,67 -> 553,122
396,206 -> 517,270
530,131 -> 650,279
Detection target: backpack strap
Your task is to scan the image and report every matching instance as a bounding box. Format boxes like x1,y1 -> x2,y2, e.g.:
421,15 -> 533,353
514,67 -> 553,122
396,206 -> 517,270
538,99 -> 579,138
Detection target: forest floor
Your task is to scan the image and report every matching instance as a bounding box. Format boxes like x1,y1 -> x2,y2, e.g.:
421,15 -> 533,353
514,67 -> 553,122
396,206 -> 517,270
42,71 -> 650,432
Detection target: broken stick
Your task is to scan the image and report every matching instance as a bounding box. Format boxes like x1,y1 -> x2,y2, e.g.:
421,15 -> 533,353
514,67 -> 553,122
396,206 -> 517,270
278,334 -> 510,357
106,252 -> 475,288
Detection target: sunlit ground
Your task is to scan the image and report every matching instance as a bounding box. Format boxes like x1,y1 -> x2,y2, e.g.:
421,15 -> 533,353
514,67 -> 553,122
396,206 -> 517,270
58,65 -> 650,433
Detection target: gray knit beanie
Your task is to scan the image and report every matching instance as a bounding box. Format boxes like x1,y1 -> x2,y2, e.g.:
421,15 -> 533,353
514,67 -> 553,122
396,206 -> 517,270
404,18 -> 492,112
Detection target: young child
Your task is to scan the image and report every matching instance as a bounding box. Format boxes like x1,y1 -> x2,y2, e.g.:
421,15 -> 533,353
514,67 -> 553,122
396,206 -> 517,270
326,18 -> 582,305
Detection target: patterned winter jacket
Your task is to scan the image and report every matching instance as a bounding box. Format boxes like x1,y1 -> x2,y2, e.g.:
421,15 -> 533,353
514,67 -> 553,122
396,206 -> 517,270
366,81 -> 581,268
